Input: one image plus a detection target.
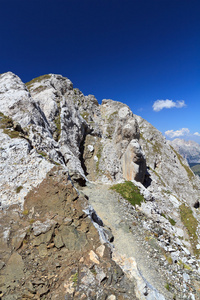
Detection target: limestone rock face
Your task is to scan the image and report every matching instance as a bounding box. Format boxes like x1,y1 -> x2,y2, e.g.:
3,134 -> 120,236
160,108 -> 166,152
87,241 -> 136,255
135,115 -> 200,208
83,99 -> 146,183
0,72 -> 146,188
0,131 -> 53,208
0,72 -> 50,129
122,139 -> 146,182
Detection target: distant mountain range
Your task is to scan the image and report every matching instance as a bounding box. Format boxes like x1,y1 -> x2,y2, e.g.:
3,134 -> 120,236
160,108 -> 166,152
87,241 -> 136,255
189,163 -> 200,177
170,138 -> 200,163
170,138 -> 200,177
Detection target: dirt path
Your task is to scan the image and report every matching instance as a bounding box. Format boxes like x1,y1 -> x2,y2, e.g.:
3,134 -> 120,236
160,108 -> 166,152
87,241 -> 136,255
82,182 -> 171,300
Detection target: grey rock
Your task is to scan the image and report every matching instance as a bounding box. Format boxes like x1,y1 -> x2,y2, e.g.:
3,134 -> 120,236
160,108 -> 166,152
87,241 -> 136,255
59,225 -> 87,250
32,219 -> 56,236
0,252 -> 24,291
183,272 -> 190,282
54,232 -> 64,249
32,228 -> 54,246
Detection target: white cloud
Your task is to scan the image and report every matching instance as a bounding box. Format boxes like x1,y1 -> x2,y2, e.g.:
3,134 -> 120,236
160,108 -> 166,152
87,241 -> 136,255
165,128 -> 190,138
153,99 -> 186,112
194,132 -> 200,137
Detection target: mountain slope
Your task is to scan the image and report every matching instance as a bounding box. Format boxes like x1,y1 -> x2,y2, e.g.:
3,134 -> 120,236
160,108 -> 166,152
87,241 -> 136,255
0,72 -> 200,299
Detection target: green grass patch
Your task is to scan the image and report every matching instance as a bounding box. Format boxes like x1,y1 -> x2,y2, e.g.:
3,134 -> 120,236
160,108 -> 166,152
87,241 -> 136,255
106,111 -> 118,138
29,219 -> 35,224
165,283 -> 170,291
0,112 -> 20,138
0,112 -> 13,128
161,213 -> 176,226
16,186 -> 23,193
152,141 -> 162,155
90,268 -> 97,276
168,217 -> 176,226
70,272 -> 78,286
38,151 -> 47,157
164,190 -> 171,195
80,111 -> 90,122
178,260 -> 192,270
144,136 -> 162,156
110,181 -> 144,206
180,203 -> 199,257
31,85 -> 46,93
3,129 -> 20,138
107,111 -> 118,122
164,254 -> 173,265
54,113 -> 61,141
170,146 -> 194,181
22,209 -> 29,216
95,144 -> 103,175
26,74 -> 51,89
73,88 -> 79,95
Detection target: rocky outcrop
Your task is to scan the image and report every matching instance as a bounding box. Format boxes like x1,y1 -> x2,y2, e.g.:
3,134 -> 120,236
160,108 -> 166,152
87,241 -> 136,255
81,99 -> 145,183
0,167 -> 137,299
1,71 -> 200,299
135,115 -> 200,207
0,72 -> 147,206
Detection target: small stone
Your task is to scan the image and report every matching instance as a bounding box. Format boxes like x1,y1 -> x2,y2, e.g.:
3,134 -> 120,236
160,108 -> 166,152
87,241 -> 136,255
63,217 -> 72,225
107,295 -> 116,300
94,155 -> 98,162
55,262 -> 61,268
0,261 -> 5,270
37,285 -> 49,296
32,229 -> 54,246
32,219 -> 55,236
89,250 -> 99,264
182,246 -> 190,256
81,267 -> 96,286
79,257 -> 84,263
38,243 -> 48,257
188,258 -> 195,264
168,247 -> 176,252
22,290 -> 35,298
47,242 -> 55,249
96,245 -> 105,258
54,233 -> 64,249
196,244 -> 200,250
183,272 -> 190,282
88,145 -> 94,152
26,281 -> 35,293
96,268 -> 107,283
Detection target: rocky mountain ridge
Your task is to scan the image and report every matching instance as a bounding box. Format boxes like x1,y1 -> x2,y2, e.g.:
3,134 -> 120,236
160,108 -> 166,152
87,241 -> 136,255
0,72 -> 200,299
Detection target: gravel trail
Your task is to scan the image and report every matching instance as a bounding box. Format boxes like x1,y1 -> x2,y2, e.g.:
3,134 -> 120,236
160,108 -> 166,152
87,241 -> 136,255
82,182 -> 172,300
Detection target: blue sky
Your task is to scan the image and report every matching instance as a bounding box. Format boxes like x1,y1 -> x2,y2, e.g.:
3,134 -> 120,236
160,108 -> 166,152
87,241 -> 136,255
1,0 -> 200,142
